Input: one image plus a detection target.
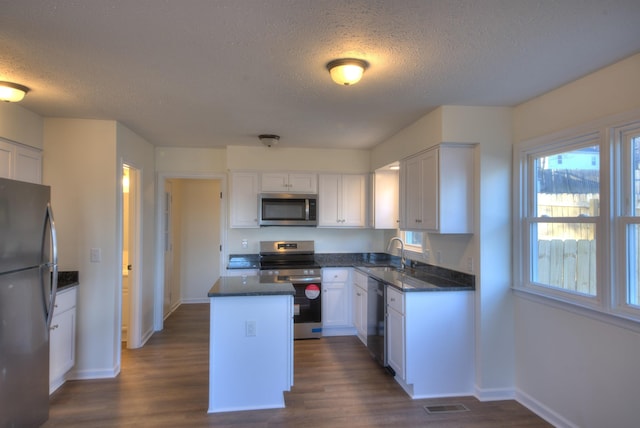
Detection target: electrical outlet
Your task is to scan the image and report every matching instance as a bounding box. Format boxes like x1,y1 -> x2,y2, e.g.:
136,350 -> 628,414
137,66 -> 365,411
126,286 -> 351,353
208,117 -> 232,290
90,248 -> 101,263
424,249 -> 430,261
245,320 -> 256,337
436,251 -> 442,264
241,238 -> 248,249
467,257 -> 474,272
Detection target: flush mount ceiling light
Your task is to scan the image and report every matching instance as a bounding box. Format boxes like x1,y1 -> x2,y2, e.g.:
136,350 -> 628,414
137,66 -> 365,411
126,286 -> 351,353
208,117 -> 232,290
0,81 -> 29,102
259,134 -> 280,147
326,58 -> 369,86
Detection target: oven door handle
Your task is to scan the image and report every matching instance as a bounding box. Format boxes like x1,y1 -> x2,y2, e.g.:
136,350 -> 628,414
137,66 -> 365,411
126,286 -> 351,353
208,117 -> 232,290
289,275 -> 321,283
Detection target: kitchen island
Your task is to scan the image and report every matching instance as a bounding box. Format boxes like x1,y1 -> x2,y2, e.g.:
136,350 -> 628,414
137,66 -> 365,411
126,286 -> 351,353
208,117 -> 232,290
207,275 -> 294,413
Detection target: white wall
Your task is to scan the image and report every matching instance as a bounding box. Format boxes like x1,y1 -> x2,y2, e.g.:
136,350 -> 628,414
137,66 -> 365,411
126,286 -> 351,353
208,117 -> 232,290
512,53 -> 640,427
43,118 -> 118,379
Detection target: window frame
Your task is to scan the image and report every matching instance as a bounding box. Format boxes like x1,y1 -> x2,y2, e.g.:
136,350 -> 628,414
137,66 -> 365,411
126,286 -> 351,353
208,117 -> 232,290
514,111 -> 640,325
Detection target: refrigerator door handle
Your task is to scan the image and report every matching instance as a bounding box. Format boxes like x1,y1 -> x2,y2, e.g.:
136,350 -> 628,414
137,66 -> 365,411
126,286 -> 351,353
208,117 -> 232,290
45,202 -> 58,329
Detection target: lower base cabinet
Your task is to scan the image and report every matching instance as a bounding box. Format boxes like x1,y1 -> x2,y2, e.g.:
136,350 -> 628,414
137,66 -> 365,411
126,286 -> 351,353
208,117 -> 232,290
352,270 -> 368,345
386,288 -> 474,398
50,286 -> 77,394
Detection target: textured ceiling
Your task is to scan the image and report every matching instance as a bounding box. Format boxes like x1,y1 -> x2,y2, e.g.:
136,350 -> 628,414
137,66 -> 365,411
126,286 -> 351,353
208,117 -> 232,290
1,0 -> 639,149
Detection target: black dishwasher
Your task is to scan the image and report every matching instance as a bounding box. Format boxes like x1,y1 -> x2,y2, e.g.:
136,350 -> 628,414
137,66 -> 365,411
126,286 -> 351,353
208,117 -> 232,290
366,277 -> 387,367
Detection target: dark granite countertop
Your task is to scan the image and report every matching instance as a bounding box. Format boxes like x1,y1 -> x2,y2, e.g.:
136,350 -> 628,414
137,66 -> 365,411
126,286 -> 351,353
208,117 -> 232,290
354,266 -> 473,292
227,252 -> 474,292
208,275 -> 295,297
57,271 -> 79,291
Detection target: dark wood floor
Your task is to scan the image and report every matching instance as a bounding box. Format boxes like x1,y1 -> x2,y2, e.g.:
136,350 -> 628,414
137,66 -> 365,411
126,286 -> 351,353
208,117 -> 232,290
45,304 -> 551,427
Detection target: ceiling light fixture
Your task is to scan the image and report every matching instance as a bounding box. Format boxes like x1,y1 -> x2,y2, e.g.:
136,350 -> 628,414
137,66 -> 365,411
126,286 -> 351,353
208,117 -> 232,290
259,134 -> 280,147
326,58 -> 369,86
0,81 -> 29,102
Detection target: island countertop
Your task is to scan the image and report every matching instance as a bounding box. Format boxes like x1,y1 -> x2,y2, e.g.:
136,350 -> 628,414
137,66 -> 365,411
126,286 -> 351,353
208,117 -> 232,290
208,275 -> 295,297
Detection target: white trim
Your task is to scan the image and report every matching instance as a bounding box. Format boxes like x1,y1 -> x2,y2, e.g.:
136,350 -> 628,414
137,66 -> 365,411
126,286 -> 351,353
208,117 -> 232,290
515,388 -> 578,428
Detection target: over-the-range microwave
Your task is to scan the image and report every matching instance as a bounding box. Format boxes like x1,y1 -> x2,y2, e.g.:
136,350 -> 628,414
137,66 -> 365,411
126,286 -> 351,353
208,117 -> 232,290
258,193 -> 317,227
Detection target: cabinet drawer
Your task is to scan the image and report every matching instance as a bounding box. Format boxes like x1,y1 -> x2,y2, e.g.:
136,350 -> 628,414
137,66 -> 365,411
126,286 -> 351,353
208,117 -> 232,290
322,268 -> 349,282
54,287 -> 77,314
386,287 -> 404,314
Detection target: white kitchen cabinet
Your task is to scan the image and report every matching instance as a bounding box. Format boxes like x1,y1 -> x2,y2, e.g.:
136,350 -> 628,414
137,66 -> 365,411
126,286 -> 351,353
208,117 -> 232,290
50,286 -> 77,394
321,268 -> 354,336
352,270 -> 368,345
261,172 -> 317,193
400,144 -> 474,233
229,172 -> 259,228
386,287 -> 475,399
386,287 -> 405,379
373,170 -> 399,229
0,139 -> 42,184
318,174 -> 367,227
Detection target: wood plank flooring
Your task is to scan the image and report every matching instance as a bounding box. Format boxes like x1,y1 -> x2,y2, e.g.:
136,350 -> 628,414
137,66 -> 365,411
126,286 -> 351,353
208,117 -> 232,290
45,304 -> 551,427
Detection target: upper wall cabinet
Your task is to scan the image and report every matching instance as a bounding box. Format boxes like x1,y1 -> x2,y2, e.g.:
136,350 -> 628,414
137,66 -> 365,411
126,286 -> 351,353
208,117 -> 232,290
318,174 -> 367,228
400,144 -> 474,234
261,172 -> 317,193
373,170 -> 399,229
0,139 -> 42,184
229,172 -> 259,228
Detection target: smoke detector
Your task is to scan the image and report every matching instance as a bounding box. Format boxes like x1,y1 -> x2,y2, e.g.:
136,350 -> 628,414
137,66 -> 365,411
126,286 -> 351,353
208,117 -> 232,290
259,134 -> 280,147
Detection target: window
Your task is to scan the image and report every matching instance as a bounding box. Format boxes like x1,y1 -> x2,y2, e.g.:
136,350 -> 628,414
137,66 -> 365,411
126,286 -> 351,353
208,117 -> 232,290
526,138 -> 600,300
515,114 -> 640,322
403,230 -> 423,252
619,127 -> 640,312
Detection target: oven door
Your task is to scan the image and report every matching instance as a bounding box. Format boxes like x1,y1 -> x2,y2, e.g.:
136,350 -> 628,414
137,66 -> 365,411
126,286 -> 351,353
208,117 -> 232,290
292,282 -> 322,339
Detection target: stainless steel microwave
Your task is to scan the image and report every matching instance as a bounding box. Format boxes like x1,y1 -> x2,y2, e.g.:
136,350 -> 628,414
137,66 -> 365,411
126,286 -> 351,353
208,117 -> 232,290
258,193 -> 318,226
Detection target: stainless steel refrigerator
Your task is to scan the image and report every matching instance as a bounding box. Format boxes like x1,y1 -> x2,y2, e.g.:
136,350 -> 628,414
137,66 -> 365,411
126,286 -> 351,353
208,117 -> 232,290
0,177 -> 58,427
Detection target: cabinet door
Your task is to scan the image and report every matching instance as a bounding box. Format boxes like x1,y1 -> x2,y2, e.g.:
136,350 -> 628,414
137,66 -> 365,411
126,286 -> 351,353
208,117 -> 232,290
288,173 -> 317,193
260,172 -> 290,192
374,171 -> 399,229
322,269 -> 351,329
340,174 -> 366,227
318,174 -> 341,226
14,145 -> 42,184
402,155 -> 423,229
386,307 -> 405,380
352,284 -> 367,345
419,149 -> 438,230
229,172 -> 259,228
0,140 -> 13,179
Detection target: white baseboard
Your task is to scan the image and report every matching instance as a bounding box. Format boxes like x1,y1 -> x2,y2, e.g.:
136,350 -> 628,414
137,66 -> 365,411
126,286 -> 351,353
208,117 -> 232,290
474,385 -> 516,401
322,327 -> 357,337
515,389 -> 577,428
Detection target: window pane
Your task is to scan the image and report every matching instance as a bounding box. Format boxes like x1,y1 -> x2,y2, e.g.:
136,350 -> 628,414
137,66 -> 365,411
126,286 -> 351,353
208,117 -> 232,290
632,136 -> 640,216
534,146 -> 600,217
532,222 -> 596,296
627,224 -> 640,306
404,231 -> 423,246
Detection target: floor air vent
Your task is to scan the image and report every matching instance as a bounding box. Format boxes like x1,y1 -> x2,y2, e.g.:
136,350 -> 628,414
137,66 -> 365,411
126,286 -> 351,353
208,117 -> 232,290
424,403 -> 470,414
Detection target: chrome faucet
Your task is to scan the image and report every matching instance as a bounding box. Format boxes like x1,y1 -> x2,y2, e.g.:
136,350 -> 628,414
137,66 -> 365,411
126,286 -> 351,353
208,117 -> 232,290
387,237 -> 406,270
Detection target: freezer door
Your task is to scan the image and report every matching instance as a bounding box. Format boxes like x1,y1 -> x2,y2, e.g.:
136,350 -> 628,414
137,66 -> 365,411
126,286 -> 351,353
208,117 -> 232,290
0,268 -> 50,427
0,177 -> 51,273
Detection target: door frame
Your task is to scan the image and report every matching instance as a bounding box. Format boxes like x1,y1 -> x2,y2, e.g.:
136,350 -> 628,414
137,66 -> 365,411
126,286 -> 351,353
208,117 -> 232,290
154,172 -> 227,331
119,162 -> 142,349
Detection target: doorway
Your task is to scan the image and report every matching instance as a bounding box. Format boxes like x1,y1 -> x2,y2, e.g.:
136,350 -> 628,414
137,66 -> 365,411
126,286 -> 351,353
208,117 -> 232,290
122,164 -> 141,348
156,174 -> 226,330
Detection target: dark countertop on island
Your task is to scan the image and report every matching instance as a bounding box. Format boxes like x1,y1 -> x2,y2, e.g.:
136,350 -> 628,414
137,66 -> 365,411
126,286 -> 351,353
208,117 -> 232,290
208,275 -> 295,297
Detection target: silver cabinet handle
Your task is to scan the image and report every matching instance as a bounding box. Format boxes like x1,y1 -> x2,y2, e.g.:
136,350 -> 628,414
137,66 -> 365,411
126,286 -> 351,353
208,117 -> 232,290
50,324 -> 59,330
